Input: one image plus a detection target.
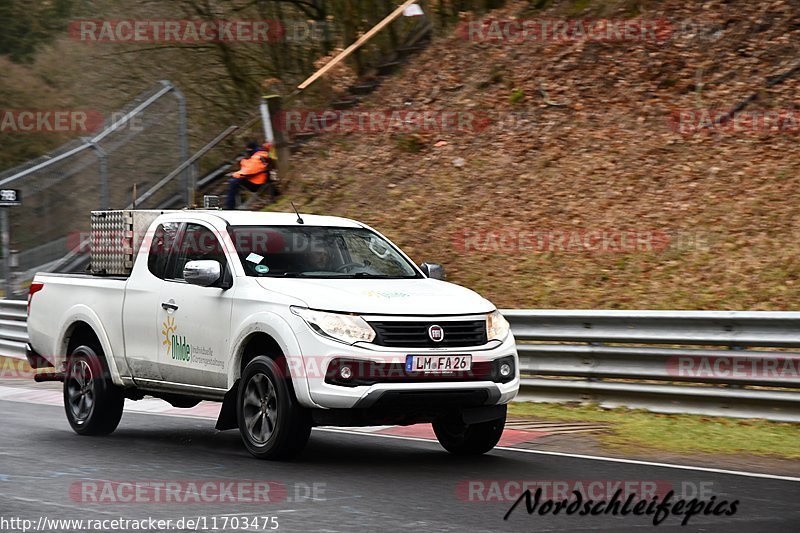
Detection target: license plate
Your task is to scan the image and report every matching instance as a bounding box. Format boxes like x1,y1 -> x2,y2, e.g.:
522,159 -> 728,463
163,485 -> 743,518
405,355 -> 472,373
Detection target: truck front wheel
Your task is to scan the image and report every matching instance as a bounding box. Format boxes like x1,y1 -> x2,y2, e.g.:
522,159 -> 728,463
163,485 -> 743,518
433,406 -> 507,455
237,356 -> 311,460
63,344 -> 124,435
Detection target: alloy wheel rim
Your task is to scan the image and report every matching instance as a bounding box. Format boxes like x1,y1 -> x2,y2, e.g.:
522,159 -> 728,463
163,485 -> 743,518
243,372 -> 278,445
66,358 -> 95,424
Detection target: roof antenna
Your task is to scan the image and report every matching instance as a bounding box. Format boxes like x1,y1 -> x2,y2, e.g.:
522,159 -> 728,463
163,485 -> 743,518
291,202 -> 305,224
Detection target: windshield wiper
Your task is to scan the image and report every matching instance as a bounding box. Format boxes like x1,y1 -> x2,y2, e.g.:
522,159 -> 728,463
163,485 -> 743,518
265,271 -> 408,279
281,272 -> 350,278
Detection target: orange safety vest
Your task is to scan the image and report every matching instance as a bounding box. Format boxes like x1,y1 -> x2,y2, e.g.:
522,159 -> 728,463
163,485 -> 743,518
232,151 -> 270,185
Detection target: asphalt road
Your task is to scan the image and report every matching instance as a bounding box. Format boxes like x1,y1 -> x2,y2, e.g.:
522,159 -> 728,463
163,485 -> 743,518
0,398 -> 798,533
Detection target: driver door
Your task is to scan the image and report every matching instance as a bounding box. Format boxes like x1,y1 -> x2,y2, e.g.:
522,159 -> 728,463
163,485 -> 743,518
157,222 -> 234,389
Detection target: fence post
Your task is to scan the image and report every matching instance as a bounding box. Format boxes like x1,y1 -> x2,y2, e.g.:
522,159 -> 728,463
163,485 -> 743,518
189,162 -> 199,208
264,95 -> 289,182
87,140 -> 109,210
169,83 -> 190,206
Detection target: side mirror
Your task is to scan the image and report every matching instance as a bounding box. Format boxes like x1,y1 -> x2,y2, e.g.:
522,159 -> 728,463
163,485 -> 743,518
420,262 -> 446,281
184,260 -> 223,287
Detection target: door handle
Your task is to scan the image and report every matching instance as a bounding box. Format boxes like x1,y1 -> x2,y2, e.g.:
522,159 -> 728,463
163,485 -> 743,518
161,302 -> 179,311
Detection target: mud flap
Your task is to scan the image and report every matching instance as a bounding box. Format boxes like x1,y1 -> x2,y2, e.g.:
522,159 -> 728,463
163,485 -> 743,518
215,379 -> 240,431
26,343 -> 54,370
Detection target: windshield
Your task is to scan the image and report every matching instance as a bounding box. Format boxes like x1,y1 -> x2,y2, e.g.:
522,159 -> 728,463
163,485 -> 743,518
228,226 -> 422,279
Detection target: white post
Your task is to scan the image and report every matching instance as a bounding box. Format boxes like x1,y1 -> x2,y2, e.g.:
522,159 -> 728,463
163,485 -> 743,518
260,97 -> 275,144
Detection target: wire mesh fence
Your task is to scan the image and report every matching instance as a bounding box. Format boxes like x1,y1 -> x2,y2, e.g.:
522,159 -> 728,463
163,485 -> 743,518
0,81 -> 187,277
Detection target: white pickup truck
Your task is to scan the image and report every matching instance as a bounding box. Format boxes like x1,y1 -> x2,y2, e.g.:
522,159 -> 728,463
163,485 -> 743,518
26,209 -> 519,459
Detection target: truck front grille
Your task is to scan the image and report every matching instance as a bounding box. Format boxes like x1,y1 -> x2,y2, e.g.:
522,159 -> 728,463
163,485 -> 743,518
367,320 -> 488,348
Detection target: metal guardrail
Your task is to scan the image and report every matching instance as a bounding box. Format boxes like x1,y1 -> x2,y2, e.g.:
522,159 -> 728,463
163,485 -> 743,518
502,310 -> 800,422
0,300 -> 27,359
1,303 -> 798,421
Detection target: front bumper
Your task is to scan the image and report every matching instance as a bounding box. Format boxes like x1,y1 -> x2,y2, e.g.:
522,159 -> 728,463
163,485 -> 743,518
291,321 -> 519,410
354,385 -> 500,409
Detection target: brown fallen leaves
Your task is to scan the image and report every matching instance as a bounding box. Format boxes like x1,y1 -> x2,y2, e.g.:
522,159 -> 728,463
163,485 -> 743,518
266,0 -> 800,310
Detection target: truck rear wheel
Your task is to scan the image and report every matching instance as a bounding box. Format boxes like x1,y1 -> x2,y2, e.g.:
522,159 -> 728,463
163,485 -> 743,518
63,344 -> 124,435
237,356 -> 311,460
433,406 -> 506,455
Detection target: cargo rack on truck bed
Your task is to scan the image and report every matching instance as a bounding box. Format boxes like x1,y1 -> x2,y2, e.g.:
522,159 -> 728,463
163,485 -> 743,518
90,210 -> 172,276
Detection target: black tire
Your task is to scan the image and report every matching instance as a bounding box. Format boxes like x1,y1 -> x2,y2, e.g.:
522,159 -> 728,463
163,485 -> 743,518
237,356 -> 311,460
433,405 -> 507,455
63,344 -> 124,436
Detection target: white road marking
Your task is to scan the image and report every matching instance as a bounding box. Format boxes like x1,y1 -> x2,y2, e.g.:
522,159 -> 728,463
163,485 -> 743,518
316,428 -> 800,483
0,492 -> 121,516
2,385 -> 798,483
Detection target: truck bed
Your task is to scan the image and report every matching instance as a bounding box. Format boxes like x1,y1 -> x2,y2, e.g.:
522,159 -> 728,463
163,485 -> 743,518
34,272 -> 129,281
27,272 -> 128,372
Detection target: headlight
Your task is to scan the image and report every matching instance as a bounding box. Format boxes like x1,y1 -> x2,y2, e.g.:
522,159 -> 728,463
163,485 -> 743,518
291,307 -> 376,344
486,310 -> 510,341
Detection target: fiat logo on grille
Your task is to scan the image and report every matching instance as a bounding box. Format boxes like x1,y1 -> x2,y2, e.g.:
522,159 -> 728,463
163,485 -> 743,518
428,325 -> 444,342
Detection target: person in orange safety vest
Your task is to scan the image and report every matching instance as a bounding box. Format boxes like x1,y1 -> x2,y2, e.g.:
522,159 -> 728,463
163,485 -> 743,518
225,141 -> 276,209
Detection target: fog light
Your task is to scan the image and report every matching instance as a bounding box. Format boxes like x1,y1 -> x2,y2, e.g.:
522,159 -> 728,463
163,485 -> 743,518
339,366 -> 353,380
499,363 -> 512,378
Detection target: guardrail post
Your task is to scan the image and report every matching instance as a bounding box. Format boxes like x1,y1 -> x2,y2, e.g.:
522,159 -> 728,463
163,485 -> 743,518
1,209 -> 10,298
9,249 -> 19,297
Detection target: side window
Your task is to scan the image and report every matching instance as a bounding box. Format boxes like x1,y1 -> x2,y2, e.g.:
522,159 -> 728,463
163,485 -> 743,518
167,223 -> 227,281
147,222 -> 180,279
